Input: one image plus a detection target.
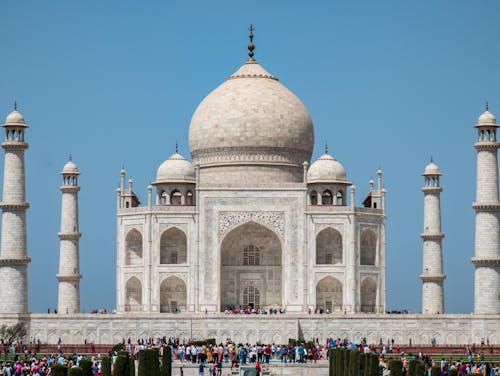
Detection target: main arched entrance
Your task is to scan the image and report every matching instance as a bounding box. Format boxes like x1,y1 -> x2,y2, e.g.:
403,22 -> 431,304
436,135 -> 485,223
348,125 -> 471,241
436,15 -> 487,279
220,221 -> 282,311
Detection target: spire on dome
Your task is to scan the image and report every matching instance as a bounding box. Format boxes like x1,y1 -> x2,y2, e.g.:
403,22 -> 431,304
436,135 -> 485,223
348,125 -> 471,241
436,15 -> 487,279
430,155 -> 433,163
486,101 -> 489,111
247,24 -> 255,61
175,141 -> 179,153
14,100 -> 17,111
325,141 -> 328,155
69,154 -> 72,162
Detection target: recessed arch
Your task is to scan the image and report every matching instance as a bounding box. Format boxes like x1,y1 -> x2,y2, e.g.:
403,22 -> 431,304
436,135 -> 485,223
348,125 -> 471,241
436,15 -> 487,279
160,227 -> 187,264
125,277 -> 142,312
316,276 -> 343,312
170,189 -> 181,205
316,227 -> 342,265
360,277 -> 377,313
220,221 -> 281,311
322,190 -> 333,205
160,276 -> 187,313
125,229 -> 143,266
310,190 -> 318,205
360,229 -> 377,265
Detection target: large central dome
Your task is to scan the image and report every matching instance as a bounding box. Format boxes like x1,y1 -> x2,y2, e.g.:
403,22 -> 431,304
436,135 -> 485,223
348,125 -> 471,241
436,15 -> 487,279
189,58 -> 314,185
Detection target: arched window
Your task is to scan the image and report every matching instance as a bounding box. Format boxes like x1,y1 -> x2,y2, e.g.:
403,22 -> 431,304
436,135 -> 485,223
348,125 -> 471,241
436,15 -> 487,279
316,276 -> 343,312
360,229 -> 377,265
160,276 -> 187,313
160,227 -> 187,264
243,244 -> 260,266
310,191 -> 318,205
186,191 -> 193,205
125,229 -> 142,265
125,277 -> 142,312
360,277 -> 377,313
336,190 -> 344,205
322,190 -> 333,205
160,191 -> 167,205
170,190 -> 182,205
243,283 -> 260,309
316,228 -> 342,265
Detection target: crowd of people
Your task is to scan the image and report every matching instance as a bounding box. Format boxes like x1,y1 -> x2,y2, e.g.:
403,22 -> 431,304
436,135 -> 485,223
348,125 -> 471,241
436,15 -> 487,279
0,336 -> 498,376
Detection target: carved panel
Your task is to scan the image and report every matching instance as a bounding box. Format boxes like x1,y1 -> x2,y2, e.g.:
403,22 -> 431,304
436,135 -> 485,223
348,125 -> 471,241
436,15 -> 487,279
218,211 -> 285,239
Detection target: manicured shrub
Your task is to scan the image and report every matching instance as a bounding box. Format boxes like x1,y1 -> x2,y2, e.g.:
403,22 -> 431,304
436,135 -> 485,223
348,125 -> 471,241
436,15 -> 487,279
129,357 -> 135,376
431,366 -> 441,376
329,349 -> 335,376
113,355 -> 129,376
370,353 -> 380,376
113,343 -> 125,353
389,360 -> 403,376
415,363 -> 426,376
336,348 -> 345,376
51,364 -> 68,376
408,360 -> 418,376
349,350 -> 360,376
138,349 -> 160,376
448,369 -> 458,376
68,368 -> 83,376
79,359 -> 93,376
101,356 -> 112,376
160,346 -> 172,376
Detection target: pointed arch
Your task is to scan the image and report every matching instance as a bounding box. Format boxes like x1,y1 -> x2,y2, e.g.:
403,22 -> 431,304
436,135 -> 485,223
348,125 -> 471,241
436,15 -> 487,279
316,276 -> 343,312
310,190 -> 318,205
220,221 -> 282,311
322,190 -> 333,205
316,227 -> 342,265
160,276 -> 187,313
160,227 -> 187,264
125,229 -> 143,266
125,277 -> 142,312
170,189 -> 181,205
360,277 -> 377,313
360,229 -> 377,265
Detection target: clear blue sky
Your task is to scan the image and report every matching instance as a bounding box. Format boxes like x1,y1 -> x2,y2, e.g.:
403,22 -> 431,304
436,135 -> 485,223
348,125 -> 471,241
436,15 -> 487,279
1,1 -> 499,314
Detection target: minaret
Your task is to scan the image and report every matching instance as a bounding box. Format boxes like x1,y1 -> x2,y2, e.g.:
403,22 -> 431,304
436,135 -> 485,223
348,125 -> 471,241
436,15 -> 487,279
420,160 -> 445,314
57,158 -> 82,314
0,103 -> 30,313
472,104 -> 500,314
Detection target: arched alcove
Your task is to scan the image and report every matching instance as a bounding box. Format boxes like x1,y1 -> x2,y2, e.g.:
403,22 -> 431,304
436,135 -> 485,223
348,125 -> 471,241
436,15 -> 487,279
220,221 -> 281,311
125,277 -> 142,312
125,229 -> 143,266
160,227 -> 187,264
360,277 -> 377,313
160,276 -> 187,313
316,276 -> 343,312
316,228 -> 342,265
360,229 -> 377,265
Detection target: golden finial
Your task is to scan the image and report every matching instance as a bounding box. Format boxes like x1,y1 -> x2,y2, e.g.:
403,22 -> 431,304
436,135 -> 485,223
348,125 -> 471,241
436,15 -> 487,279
248,24 -> 255,61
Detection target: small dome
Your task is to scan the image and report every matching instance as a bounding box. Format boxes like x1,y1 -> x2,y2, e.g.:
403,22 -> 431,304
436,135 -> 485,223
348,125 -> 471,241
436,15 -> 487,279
61,160 -> 79,174
477,110 -> 497,126
155,152 -> 195,184
307,153 -> 348,183
4,110 -> 26,126
423,161 -> 441,176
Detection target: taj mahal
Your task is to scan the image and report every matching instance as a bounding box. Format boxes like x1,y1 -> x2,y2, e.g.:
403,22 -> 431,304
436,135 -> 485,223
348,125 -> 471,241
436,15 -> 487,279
0,29 -> 499,345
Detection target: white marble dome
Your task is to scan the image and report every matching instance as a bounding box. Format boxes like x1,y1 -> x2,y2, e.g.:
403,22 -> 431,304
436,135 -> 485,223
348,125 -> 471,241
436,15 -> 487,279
423,161 -> 441,176
307,153 -> 347,183
62,160 -> 79,174
4,110 -> 26,126
155,152 -> 195,184
188,59 -> 314,183
477,110 -> 497,126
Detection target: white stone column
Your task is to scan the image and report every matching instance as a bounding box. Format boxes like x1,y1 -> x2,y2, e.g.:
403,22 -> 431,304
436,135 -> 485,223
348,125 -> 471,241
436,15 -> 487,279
57,159 -> 82,314
345,186 -> 356,312
420,161 -> 445,314
472,107 -> 500,314
0,106 -> 30,314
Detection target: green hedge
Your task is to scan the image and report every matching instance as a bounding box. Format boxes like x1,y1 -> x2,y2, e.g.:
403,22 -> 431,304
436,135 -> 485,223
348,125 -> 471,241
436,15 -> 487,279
448,369 -> 458,376
389,360 -> 403,376
51,364 -> 68,376
129,357 -> 135,376
415,363 -> 426,376
329,349 -> 334,376
431,366 -> 441,376
113,355 -> 129,376
138,349 -> 160,376
101,356 -> 112,376
68,368 -> 83,376
160,346 -> 171,376
79,359 -> 92,376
